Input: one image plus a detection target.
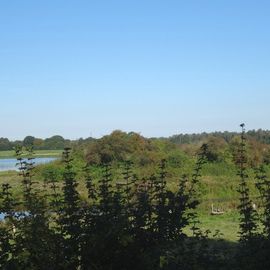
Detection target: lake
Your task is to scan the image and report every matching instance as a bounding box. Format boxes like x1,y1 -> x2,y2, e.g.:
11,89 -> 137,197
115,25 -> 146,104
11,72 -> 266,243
0,157 -> 57,172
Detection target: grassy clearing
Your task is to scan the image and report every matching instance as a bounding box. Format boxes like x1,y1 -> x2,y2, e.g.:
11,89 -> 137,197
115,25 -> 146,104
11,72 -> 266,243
198,211 -> 240,242
0,149 -> 62,159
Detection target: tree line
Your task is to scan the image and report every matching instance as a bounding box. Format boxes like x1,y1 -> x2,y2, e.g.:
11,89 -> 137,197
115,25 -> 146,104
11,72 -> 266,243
0,135 -> 72,151
2,128 -> 270,157
169,129 -> 270,145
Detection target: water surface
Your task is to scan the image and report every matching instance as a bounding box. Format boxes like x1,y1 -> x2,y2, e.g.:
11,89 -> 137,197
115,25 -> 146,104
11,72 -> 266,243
0,157 -> 57,172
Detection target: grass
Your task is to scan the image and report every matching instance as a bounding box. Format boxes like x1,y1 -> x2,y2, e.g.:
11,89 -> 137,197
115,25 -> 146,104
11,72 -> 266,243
0,170 -> 23,200
198,211 -> 240,242
0,149 -> 62,159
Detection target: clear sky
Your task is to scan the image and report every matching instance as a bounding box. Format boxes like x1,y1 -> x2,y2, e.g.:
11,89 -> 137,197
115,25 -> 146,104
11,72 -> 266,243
1,1 -> 270,140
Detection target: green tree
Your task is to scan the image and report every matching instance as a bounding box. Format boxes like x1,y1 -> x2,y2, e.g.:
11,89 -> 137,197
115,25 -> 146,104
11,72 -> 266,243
0,137 -> 12,151
204,136 -> 228,162
23,136 -> 35,147
236,124 -> 258,242
59,147 -> 81,269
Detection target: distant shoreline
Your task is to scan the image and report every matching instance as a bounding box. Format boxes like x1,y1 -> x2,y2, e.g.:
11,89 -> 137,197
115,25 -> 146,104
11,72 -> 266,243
0,149 -> 62,159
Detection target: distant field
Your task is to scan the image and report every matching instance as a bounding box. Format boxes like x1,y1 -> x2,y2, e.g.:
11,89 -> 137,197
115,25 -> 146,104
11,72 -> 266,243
0,149 -> 63,159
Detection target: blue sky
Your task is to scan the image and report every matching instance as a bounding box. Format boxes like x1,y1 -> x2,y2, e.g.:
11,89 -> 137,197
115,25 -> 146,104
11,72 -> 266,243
1,1 -> 270,139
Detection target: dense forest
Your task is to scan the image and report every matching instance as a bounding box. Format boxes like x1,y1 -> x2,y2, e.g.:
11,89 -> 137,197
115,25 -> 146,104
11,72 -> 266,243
1,126 -> 270,269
